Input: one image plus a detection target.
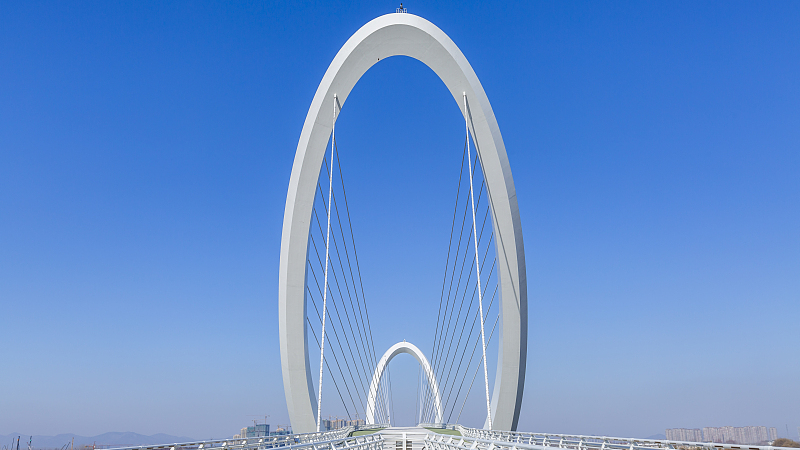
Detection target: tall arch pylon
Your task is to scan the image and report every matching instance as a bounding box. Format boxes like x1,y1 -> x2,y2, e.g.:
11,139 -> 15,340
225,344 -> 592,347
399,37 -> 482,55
279,12 -> 528,432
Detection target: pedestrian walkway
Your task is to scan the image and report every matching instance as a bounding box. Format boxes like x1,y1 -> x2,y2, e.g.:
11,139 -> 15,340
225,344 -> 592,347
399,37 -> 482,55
376,427 -> 431,450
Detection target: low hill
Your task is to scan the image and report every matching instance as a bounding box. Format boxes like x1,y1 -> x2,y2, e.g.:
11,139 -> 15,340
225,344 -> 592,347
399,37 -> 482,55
1,432 -> 197,450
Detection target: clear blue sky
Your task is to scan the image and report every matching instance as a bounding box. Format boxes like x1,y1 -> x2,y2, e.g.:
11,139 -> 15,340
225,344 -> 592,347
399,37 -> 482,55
1,0 -> 798,441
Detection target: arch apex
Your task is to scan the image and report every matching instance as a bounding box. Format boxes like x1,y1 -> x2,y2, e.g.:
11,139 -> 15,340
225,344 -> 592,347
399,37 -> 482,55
366,341 -> 442,425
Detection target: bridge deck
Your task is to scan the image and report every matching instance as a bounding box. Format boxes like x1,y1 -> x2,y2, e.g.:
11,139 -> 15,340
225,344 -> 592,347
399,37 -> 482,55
377,427 -> 430,450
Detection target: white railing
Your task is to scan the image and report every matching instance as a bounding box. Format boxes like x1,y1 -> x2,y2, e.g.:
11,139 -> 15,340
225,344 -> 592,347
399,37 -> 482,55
104,426 -> 386,450
355,424 -> 390,432
445,426 -> 786,450
418,424 -> 460,432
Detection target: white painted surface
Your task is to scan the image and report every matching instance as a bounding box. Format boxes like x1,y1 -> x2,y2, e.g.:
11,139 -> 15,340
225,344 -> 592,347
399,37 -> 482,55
366,341 -> 442,425
377,427 -> 429,450
279,12 -> 528,432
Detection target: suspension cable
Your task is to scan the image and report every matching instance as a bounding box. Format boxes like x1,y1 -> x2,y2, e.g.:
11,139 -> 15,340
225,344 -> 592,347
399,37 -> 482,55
415,365 -> 421,424
316,95 -> 337,431
423,130 -> 487,424
443,280 -> 498,420
387,367 -> 395,426
325,149 -> 388,414
333,142 -> 392,423
423,139 -> 483,423
434,195 -> 490,402
439,255 -> 496,415
310,198 -> 378,417
465,92 -> 492,430
306,98 -> 393,424
454,311 -> 500,424
424,150 -> 472,419
307,249 -> 363,415
306,315 -> 352,419
430,142 -> 467,372
430,154 -> 481,378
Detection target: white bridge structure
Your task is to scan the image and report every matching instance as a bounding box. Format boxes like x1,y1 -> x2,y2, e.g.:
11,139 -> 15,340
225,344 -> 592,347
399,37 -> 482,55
99,10 -> 793,450
103,425 -> 791,450
279,9 -> 526,435
366,341 -> 443,425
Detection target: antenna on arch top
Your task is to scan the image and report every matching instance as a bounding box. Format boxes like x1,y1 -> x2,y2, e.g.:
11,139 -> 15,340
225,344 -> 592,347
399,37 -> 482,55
396,3 -> 407,13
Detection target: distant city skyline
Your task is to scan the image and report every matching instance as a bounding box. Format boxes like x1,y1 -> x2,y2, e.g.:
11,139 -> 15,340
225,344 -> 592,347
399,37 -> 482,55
666,426 -> 778,444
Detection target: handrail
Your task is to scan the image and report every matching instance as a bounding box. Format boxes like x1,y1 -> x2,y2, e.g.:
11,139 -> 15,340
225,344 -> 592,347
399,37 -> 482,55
419,424 -> 459,431
354,424 -> 390,432
103,426 -> 381,450
449,426 -> 788,450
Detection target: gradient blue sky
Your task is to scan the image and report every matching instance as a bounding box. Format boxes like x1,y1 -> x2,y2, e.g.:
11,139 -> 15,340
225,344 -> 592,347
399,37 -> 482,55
1,0 -> 799,441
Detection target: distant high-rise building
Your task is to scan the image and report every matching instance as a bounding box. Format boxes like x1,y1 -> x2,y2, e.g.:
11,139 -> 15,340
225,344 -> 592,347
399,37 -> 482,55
666,429 -> 703,442
668,426 -> 776,444
245,424 -> 269,437
234,424 -> 270,439
319,417 -> 365,431
273,426 -> 291,436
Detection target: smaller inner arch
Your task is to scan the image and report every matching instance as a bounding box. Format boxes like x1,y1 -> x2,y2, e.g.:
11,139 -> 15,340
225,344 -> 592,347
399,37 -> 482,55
366,341 -> 443,424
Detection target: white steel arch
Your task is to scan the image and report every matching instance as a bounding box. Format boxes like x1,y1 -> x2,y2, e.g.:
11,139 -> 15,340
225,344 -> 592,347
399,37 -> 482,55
365,341 -> 442,425
279,12 -> 528,432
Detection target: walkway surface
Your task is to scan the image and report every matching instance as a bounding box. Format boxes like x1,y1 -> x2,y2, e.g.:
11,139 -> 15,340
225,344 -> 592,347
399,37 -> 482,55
376,427 -> 432,450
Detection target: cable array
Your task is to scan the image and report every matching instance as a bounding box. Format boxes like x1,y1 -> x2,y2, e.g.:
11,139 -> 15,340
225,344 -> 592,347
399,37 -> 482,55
307,97 -> 499,428
419,119 -> 500,427
305,124 -> 392,426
